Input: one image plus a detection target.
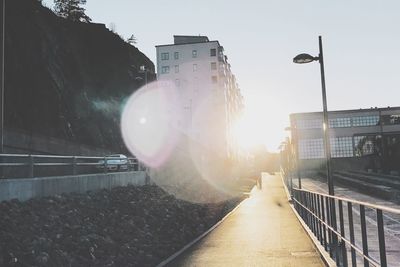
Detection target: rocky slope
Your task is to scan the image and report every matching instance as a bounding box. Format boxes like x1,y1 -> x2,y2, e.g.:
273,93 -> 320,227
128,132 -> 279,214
0,185 -> 241,266
5,0 -> 155,152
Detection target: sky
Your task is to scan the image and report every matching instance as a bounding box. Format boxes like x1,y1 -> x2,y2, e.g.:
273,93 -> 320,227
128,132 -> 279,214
44,0 -> 400,152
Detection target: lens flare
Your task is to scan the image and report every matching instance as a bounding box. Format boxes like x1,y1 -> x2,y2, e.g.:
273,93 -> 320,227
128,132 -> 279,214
121,79 -> 241,203
121,81 -> 182,168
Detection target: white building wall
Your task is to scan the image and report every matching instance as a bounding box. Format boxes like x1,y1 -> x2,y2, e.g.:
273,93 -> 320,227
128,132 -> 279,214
156,38 -> 242,158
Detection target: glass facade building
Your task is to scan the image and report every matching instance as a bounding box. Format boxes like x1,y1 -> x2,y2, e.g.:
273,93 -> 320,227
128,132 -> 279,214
290,107 -> 400,161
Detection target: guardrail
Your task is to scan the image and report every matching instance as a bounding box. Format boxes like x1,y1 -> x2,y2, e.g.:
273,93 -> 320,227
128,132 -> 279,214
292,188 -> 400,267
0,153 -> 144,178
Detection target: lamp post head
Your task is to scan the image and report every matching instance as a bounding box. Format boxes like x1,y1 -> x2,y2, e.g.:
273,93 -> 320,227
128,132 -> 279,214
293,53 -> 318,64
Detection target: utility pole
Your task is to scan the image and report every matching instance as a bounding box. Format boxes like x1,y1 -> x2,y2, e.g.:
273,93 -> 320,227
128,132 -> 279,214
0,0 -> 5,154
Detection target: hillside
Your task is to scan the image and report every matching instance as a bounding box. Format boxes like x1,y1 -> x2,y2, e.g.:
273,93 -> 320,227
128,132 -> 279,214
5,0 -> 155,153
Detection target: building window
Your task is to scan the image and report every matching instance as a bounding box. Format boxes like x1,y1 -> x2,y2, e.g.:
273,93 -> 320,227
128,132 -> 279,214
193,64 -> 197,72
161,53 -> 169,60
354,135 -> 377,156
192,50 -> 197,58
381,114 -> 400,125
329,117 -> 351,128
352,115 -> 379,127
330,137 -> 353,158
161,66 -> 170,74
210,48 -> 216,56
175,65 -> 179,73
211,62 -> 217,70
211,76 -> 218,83
297,119 -> 323,129
174,52 -> 179,60
299,139 -> 324,159
175,79 -> 180,87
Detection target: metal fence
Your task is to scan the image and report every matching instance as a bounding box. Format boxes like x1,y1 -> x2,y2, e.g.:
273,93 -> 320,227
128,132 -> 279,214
0,153 -> 144,178
292,188 -> 400,267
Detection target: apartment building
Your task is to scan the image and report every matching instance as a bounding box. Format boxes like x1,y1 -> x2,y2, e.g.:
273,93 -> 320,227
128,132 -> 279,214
155,35 -> 243,158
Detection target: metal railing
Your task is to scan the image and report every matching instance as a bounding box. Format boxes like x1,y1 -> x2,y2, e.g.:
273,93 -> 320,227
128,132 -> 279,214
292,188 -> 400,267
0,153 -> 144,178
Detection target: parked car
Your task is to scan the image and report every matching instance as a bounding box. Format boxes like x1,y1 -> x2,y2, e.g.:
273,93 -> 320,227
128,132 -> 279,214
97,154 -> 129,172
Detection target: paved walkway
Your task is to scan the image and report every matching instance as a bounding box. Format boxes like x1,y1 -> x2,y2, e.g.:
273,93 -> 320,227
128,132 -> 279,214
168,173 -> 324,267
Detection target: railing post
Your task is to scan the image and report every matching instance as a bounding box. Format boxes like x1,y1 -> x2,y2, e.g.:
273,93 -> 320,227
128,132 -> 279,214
311,193 -> 316,235
376,209 -> 387,267
72,156 -> 77,175
338,200 -> 348,267
29,154 -> 34,178
306,192 -> 310,225
359,204 -> 369,267
103,156 -> 107,173
312,194 -> 318,237
332,199 -> 340,267
316,194 -> 323,245
301,191 -> 306,221
321,195 -> 327,251
325,196 -> 333,257
347,202 -> 357,267
315,194 -> 322,243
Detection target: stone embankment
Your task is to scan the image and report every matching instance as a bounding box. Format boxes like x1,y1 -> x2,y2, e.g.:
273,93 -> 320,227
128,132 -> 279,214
0,185 -> 241,266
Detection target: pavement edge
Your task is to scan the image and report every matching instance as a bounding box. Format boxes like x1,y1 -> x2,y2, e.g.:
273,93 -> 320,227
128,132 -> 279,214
156,195 -> 249,267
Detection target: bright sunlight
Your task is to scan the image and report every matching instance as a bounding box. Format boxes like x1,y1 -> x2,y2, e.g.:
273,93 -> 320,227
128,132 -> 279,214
232,95 -> 289,152
233,109 -> 268,150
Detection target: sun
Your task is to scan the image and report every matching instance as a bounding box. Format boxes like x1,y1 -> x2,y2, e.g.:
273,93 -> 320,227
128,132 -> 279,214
232,110 -> 266,151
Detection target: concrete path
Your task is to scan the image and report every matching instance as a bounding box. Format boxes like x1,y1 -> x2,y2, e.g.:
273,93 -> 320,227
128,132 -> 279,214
168,173 -> 324,267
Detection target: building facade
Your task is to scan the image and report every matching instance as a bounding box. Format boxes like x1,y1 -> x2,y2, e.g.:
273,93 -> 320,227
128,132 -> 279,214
155,35 -> 243,159
289,106 -> 400,172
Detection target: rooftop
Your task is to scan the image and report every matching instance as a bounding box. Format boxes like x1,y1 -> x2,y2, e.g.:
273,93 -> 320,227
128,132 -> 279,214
173,35 -> 209,44
290,106 -> 400,117
155,35 -> 221,48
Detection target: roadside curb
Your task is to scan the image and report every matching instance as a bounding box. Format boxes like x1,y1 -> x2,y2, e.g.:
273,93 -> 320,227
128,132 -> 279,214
279,173 -> 336,267
156,196 -> 249,267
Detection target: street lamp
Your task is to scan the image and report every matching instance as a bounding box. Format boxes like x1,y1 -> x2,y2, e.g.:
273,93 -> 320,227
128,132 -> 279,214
293,36 -> 338,258
293,36 -> 334,197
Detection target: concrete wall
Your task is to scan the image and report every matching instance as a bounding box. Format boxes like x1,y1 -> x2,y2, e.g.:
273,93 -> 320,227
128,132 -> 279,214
0,171 -> 147,202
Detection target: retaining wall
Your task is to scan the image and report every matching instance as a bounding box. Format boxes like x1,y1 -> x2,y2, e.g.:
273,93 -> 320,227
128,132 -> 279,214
0,171 -> 147,202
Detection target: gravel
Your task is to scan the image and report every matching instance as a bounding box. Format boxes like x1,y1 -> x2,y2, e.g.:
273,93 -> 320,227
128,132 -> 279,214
0,185 -> 242,266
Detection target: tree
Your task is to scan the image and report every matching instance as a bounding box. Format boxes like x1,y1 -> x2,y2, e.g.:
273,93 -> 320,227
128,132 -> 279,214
127,34 -> 137,45
54,0 -> 91,23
